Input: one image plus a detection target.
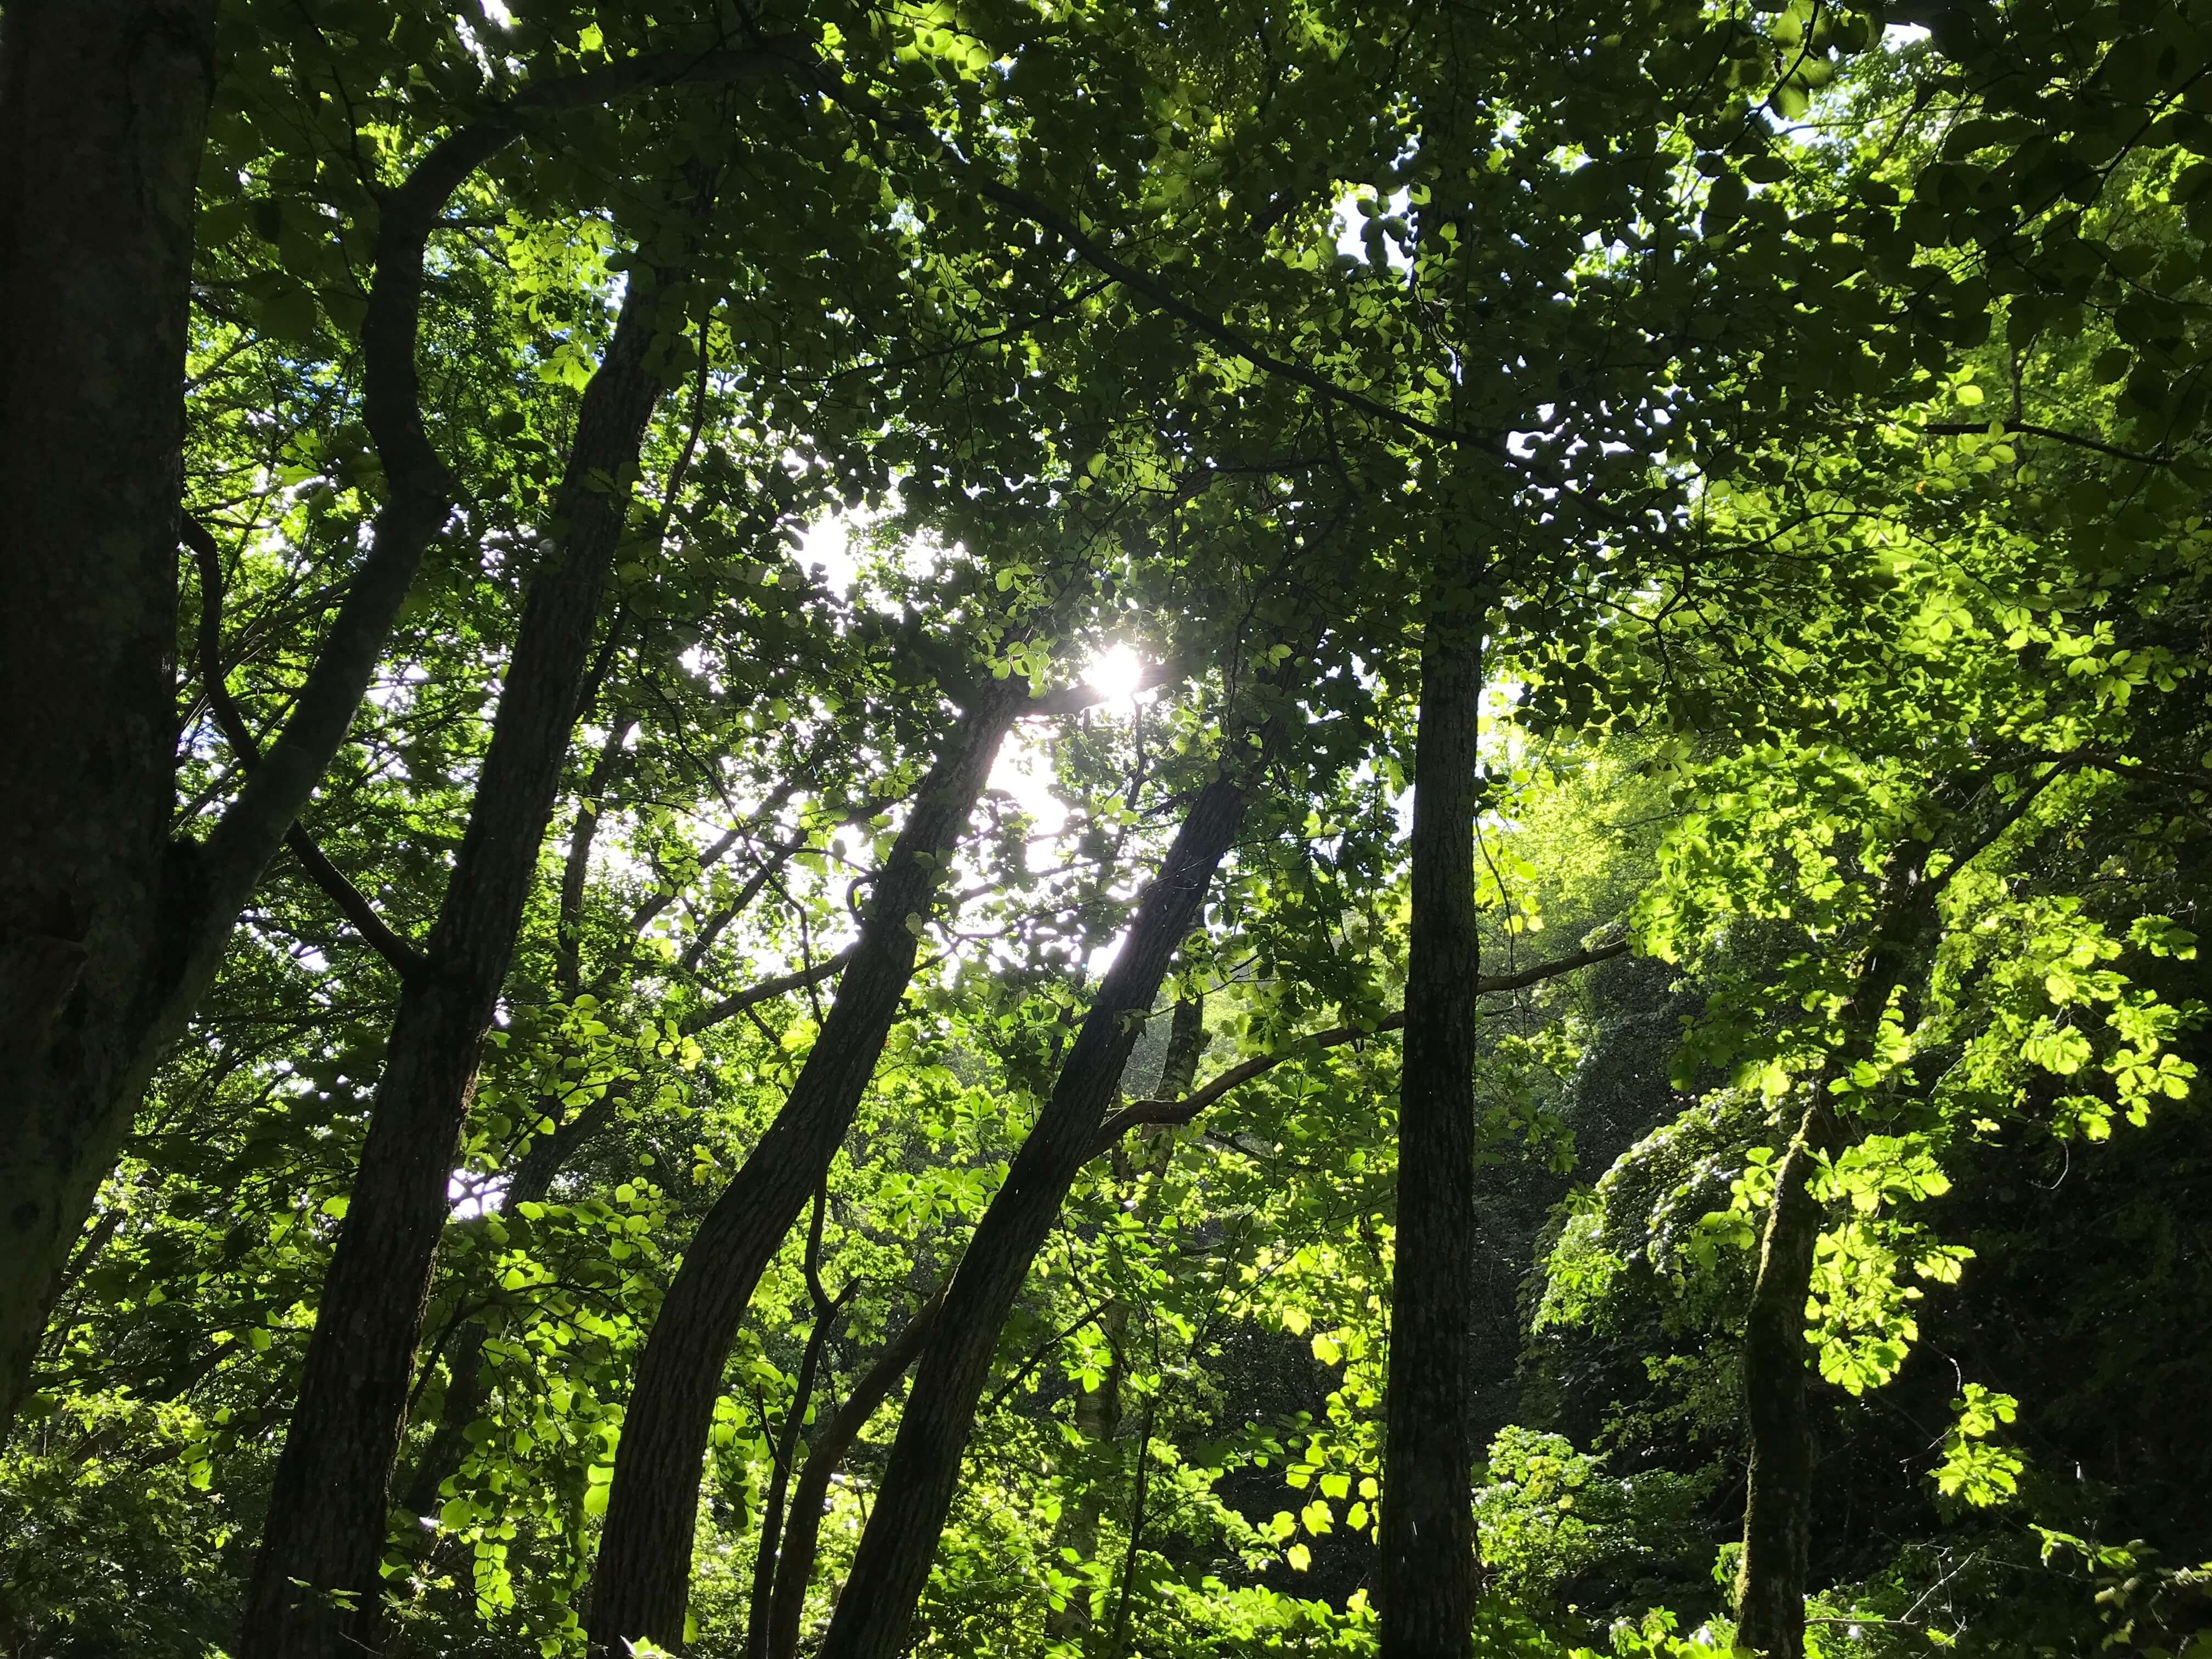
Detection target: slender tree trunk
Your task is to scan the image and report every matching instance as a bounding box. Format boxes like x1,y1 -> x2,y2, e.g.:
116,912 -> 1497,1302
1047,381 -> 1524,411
586,686 -> 1023,1655
816,774 -> 1249,1659
746,1248 -> 842,1659
1047,997 -> 1202,1647
0,0 -> 215,1425
239,257 -> 696,1659
1046,1285 -> 1125,1646
1103,1388 -> 1159,1659
1378,598 -> 1485,1658
767,1282 -> 947,1659
1731,1116 -> 1836,1659
1733,850 -> 1934,1657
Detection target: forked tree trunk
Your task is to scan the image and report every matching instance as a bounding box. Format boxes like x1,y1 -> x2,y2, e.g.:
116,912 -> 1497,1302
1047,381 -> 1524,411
585,685 -> 1024,1655
0,25 -> 597,1432
745,1274 -> 840,1659
240,258 -> 696,1659
0,30 -> 795,1443
814,772 -> 1249,1659
0,0 -> 215,1426
1378,597 -> 1485,1658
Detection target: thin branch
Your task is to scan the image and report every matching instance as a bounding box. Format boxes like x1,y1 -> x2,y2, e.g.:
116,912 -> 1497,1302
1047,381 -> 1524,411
785,59 -> 1523,468
185,513 -> 430,984
1920,419 -> 2170,467
680,946 -> 857,1036
1090,938 -> 1630,1153
180,35 -> 800,1006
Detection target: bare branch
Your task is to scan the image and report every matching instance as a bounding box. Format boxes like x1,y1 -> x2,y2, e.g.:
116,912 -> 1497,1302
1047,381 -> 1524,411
185,514 -> 430,984
1920,419 -> 2170,467
1090,938 -> 1630,1153
680,946 -> 857,1036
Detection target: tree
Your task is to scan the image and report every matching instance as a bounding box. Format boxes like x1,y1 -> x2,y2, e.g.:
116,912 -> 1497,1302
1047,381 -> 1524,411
15,7 -> 2212,1659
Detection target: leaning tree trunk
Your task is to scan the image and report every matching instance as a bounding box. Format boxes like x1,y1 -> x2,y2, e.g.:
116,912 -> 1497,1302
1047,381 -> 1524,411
1378,595 -> 1485,1658
585,685 -> 1024,1656
239,257 -> 697,1659
1733,851 -> 1935,1658
764,1280 -> 947,1659
815,772 -> 1249,1659
0,0 -> 215,1426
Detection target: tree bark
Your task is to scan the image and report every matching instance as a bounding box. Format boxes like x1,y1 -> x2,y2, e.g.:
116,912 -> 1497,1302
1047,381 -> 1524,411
0,0 -> 215,1426
239,256 -> 694,1659
1378,602 -> 1485,1658
586,687 -> 1023,1656
1733,851 -> 1933,1658
1046,1239 -> 1126,1648
815,773 -> 1249,1659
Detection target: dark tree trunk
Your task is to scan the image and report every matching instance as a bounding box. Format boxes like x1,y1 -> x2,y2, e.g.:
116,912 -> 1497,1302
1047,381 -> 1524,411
0,0 -> 215,1424
0,44 -> 557,1430
766,1283 -> 947,1659
586,687 -> 1023,1656
1046,1224 -> 1126,1648
1734,851 -> 1934,1658
0,33 -> 797,1442
1378,603 -> 1485,1658
239,258 -> 693,1659
815,774 -> 1249,1659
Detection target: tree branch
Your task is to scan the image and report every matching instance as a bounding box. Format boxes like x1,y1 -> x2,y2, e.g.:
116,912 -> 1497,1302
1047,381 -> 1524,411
1920,419 -> 2170,467
177,36 -> 800,1012
680,946 -> 857,1036
1089,938 -> 1629,1153
784,59 -> 1519,467
185,513 -> 430,984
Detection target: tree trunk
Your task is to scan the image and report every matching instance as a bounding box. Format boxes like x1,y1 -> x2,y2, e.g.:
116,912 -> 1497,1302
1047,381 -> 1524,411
1733,851 -> 1934,1658
586,686 -> 1023,1656
1378,601 -> 1485,1658
746,1253 -> 842,1659
0,0 -> 215,1426
0,44 -> 554,1431
1046,1278 -> 1125,1646
815,774 -> 1249,1659
239,257 -> 693,1659
1047,997 -> 1201,1647
741,1188 -> 841,1659
766,1282 -> 947,1659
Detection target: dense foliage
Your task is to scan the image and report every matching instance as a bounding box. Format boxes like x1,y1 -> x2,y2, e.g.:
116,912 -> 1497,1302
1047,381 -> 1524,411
3,1 -> 2210,1657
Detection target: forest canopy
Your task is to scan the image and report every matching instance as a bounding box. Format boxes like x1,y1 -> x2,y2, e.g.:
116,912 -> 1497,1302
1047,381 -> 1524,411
1,1 -> 2209,1658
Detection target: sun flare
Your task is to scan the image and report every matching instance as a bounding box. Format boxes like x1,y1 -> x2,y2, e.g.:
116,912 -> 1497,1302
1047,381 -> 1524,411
1084,642 -> 1144,703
